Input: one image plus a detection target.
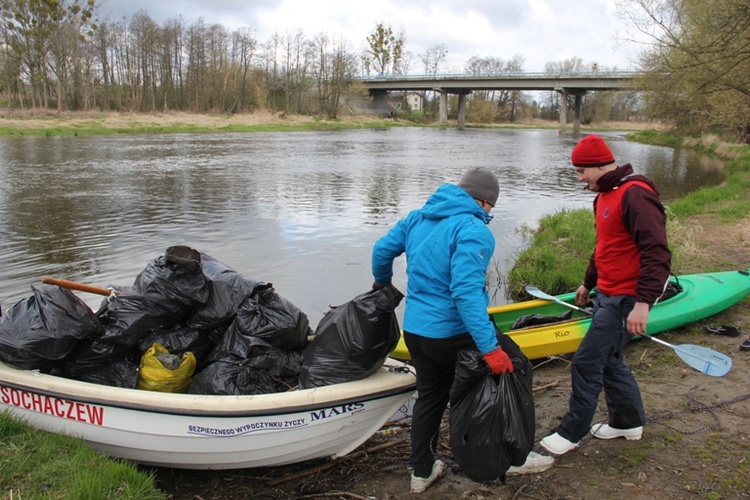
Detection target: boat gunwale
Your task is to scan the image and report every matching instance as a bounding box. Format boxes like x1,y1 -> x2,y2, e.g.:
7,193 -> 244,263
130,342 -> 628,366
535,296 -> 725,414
0,361 -> 417,418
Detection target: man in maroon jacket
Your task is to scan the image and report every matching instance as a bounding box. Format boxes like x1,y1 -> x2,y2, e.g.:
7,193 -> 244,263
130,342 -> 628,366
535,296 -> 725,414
540,134 -> 672,456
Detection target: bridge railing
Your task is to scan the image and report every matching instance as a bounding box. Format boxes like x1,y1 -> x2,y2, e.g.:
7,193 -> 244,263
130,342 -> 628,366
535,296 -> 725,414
351,71 -> 641,81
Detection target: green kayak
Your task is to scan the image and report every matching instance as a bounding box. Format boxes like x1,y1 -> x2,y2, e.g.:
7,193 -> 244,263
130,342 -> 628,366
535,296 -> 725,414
390,269 -> 750,361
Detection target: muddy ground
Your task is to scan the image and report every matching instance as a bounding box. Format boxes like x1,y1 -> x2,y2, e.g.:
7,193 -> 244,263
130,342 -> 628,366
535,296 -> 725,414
148,276 -> 750,499
147,310 -> 750,499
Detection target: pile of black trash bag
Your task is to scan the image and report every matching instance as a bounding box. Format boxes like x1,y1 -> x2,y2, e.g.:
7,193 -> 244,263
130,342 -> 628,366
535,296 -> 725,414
449,333 -> 536,482
0,246 -> 403,395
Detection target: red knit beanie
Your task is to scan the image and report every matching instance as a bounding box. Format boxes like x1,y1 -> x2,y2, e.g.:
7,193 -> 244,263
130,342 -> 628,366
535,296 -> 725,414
571,134 -> 615,167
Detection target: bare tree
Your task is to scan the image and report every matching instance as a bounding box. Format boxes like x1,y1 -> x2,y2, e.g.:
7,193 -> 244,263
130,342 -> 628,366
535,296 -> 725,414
363,23 -> 405,76
0,0 -> 96,109
228,27 -> 258,112
311,32 -> 358,118
281,29 -> 311,115
463,55 -> 527,122
419,43 -> 448,76
619,0 -> 750,139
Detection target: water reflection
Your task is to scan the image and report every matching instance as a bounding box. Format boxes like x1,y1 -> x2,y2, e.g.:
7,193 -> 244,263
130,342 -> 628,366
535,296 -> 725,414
0,128 -> 722,327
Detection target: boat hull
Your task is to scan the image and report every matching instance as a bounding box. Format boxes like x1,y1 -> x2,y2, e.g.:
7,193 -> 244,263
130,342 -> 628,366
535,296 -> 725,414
0,359 -> 416,469
390,270 -> 750,361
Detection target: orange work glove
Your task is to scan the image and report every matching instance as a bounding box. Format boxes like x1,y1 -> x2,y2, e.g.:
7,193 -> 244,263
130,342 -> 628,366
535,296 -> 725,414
483,346 -> 514,374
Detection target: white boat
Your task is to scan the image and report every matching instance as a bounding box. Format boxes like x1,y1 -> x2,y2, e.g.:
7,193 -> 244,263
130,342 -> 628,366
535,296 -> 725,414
0,358 -> 416,470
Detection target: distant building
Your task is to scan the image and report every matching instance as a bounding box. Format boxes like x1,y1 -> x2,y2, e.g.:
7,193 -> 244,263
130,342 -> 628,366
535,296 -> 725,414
388,91 -> 423,112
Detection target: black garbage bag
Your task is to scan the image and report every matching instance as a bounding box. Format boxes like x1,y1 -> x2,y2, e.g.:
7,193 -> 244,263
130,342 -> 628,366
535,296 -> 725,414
298,286 -> 404,389
59,337 -> 136,378
73,358 -> 140,388
511,309 -> 573,330
189,360 -> 271,395
190,336 -> 304,395
0,286 -> 102,370
137,325 -> 215,368
133,245 -> 210,317
62,288 -> 150,376
186,253 -> 268,330
449,334 -> 535,483
221,286 -> 312,353
96,287 -> 179,347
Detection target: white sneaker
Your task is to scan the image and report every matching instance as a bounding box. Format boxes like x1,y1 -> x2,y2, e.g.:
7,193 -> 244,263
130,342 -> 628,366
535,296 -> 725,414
410,459 -> 448,494
507,451 -> 555,475
590,423 -> 643,440
539,432 -> 580,456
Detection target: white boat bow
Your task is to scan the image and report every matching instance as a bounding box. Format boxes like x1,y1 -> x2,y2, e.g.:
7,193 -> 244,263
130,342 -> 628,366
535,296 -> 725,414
0,358 -> 416,469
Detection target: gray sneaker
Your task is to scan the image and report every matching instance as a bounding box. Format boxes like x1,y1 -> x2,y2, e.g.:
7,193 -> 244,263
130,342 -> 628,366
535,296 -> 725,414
507,451 -> 555,475
410,459 -> 448,494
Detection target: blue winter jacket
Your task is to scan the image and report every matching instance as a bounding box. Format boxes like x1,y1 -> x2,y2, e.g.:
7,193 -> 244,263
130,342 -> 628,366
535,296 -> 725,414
371,183 -> 499,354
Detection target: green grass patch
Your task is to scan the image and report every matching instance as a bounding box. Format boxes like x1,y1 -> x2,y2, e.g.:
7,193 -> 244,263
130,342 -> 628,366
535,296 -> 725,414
690,435 -> 750,495
651,430 -> 683,446
618,444 -> 650,467
633,351 -> 681,374
626,129 -> 686,148
505,208 -> 596,300
0,411 -> 165,498
0,117 -> 412,137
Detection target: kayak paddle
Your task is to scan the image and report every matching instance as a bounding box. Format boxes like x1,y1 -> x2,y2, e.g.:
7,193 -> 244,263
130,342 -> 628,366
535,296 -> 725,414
524,284 -> 733,377
640,334 -> 732,377
524,285 -> 591,314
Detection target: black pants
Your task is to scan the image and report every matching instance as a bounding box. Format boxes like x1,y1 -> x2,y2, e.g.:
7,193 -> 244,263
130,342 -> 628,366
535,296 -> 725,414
557,294 -> 646,442
404,331 -> 476,477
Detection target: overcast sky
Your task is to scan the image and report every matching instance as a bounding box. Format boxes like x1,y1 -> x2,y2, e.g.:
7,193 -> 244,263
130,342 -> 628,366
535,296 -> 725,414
96,0 -> 642,73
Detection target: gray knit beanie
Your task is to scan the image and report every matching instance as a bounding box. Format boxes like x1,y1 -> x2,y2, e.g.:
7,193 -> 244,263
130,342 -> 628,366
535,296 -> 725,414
458,167 -> 499,206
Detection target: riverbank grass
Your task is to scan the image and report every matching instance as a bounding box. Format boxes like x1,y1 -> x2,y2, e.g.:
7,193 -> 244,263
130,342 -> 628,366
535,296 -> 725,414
0,111 -> 411,136
505,208 -> 596,299
0,411 -> 164,499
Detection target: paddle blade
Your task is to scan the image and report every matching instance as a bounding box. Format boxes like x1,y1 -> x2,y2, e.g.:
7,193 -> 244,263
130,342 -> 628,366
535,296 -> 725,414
524,285 -> 592,315
673,344 -> 732,377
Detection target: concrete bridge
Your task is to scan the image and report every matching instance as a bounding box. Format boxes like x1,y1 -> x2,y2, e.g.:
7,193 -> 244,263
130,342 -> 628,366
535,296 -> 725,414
356,72 -> 639,132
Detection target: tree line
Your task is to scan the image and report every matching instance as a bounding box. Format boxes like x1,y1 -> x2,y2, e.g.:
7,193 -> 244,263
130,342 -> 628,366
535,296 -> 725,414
0,1 -> 367,117
0,1 -> 639,123
1,0 -> 746,137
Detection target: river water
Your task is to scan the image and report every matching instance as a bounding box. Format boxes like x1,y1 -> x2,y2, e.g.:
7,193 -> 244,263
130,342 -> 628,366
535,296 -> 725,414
0,128 -> 722,328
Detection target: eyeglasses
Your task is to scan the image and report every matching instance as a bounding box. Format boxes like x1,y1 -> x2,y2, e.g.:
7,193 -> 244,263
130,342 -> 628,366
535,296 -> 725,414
474,197 -> 495,208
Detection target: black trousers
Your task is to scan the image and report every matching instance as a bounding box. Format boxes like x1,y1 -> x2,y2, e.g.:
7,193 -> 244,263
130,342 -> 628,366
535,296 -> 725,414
404,331 -> 476,477
557,294 -> 646,442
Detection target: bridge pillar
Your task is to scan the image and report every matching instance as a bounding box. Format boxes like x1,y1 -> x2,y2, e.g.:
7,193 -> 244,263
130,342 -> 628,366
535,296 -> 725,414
439,90 -> 448,124
369,90 -> 390,116
457,91 -> 471,129
558,89 -> 568,132
572,92 -> 588,133
557,89 -> 587,133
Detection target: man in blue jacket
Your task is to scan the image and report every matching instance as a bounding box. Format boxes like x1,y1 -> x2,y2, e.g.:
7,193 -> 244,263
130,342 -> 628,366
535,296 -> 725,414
372,167 -> 553,494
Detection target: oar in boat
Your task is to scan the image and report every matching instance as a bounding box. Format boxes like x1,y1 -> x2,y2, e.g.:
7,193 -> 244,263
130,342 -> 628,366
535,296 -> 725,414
524,284 -> 732,377
41,276 -> 121,297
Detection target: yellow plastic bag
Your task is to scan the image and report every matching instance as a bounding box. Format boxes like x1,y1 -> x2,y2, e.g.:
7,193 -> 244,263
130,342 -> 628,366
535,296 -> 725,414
137,343 -> 197,393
